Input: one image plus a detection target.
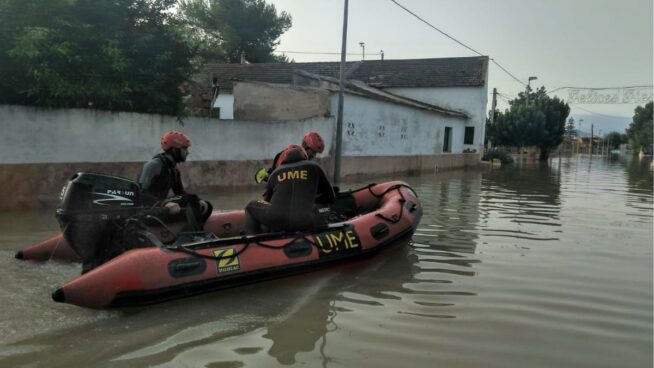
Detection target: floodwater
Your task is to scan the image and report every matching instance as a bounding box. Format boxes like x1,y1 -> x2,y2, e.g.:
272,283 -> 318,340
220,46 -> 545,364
0,156 -> 651,368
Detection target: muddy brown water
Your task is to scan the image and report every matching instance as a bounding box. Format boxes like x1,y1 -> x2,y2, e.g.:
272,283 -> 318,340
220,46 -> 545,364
0,156 -> 651,367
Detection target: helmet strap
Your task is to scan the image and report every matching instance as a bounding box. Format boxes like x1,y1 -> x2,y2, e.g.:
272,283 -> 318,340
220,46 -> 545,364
164,148 -> 185,164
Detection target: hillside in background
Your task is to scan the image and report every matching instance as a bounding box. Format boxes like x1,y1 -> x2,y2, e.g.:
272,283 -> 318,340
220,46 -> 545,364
570,114 -> 632,137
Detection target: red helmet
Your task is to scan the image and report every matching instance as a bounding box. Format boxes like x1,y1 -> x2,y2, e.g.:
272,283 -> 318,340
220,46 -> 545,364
278,144 -> 308,165
302,131 -> 324,154
161,131 -> 191,151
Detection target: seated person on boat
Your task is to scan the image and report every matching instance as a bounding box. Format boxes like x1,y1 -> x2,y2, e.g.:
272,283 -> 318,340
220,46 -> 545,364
255,131 -> 326,183
245,144 -> 335,234
138,130 -> 212,229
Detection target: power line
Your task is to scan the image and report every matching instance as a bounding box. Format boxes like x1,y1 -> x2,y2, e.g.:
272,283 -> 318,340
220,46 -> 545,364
273,47 -> 648,100
389,0 -> 485,56
496,95 -> 512,103
499,96 -> 513,102
498,91 -> 631,119
491,60 -> 528,87
548,85 -> 654,94
274,50 -> 381,57
569,104 -> 632,119
389,0 -> 528,87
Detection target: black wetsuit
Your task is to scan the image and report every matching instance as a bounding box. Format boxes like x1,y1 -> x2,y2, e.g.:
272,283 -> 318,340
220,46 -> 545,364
137,153 -> 212,227
138,153 -> 185,206
262,149 -> 286,180
245,152 -> 335,234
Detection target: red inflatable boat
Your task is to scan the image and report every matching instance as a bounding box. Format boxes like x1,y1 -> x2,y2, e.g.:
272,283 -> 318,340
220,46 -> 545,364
16,233 -> 79,262
51,181 -> 422,309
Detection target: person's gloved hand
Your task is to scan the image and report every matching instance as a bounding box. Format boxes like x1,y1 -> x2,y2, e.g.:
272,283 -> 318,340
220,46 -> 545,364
164,202 -> 181,215
255,167 -> 270,184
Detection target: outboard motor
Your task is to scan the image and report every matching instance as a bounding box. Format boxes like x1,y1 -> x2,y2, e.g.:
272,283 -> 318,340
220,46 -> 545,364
56,172 -> 144,273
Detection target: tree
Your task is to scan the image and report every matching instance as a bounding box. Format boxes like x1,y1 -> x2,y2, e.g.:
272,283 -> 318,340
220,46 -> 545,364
493,104 -> 546,150
180,0 -> 292,64
626,102 -> 653,154
605,131 -> 628,150
565,117 -> 576,139
0,0 -> 193,115
487,87 -> 570,160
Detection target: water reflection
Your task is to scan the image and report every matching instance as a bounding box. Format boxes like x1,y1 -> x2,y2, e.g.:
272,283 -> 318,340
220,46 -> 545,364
263,242 -> 416,366
625,156 -> 654,193
1,159 -> 651,368
413,170 -> 484,254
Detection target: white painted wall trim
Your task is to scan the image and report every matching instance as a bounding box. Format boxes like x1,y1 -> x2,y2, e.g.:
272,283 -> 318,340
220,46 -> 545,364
0,105 -> 333,164
213,94 -> 234,119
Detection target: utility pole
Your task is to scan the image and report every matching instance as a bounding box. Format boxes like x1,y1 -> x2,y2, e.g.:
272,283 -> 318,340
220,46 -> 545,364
577,119 -> 584,155
590,124 -> 594,155
488,88 -> 497,149
333,0 -> 348,184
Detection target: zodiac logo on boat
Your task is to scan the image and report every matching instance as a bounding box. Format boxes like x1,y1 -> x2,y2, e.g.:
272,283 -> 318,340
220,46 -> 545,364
214,248 -> 240,273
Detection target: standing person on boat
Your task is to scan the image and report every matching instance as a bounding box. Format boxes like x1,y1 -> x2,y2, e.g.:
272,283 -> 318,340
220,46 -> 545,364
245,144 -> 335,234
255,131 -> 326,183
138,131 -> 212,227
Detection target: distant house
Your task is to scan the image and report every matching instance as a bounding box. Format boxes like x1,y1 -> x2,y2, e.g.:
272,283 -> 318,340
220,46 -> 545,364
188,56 -> 489,155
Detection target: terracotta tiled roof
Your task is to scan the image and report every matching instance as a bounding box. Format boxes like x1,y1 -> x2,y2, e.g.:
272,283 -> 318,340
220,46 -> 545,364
201,56 -> 488,92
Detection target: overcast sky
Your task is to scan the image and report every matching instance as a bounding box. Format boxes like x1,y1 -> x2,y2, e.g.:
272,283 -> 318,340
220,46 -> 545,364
267,0 -> 653,128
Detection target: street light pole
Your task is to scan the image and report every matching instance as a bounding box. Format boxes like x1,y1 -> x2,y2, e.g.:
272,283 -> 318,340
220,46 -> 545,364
526,76 -> 537,105
577,119 -> 584,155
359,42 -> 365,61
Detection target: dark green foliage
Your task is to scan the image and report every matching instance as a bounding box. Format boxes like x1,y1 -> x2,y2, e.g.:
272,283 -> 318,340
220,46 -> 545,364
0,0 -> 193,115
626,102 -> 653,153
180,0 -> 292,64
605,131 -> 628,149
487,87 -> 570,161
565,117 -> 576,139
482,150 -> 513,165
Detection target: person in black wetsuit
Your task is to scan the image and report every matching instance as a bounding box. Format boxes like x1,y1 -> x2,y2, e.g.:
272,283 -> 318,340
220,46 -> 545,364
138,131 -> 212,227
245,144 -> 335,235
256,131 -> 326,183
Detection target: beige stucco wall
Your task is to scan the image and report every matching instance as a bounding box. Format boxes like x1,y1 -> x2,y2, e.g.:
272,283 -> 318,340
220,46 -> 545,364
233,81 -> 330,121
0,154 -> 479,210
0,104 -> 481,210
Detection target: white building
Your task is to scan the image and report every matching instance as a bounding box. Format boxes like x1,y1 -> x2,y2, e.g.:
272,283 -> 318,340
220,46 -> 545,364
199,57 -> 489,155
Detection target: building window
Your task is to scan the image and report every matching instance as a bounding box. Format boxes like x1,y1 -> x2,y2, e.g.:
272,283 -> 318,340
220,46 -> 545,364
464,126 -> 475,145
210,107 -> 221,119
443,127 -> 452,153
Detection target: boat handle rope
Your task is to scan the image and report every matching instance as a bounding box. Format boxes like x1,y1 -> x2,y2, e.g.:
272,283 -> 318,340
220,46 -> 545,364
168,225 -> 349,261
168,183 -> 418,259
375,193 -> 406,224
368,183 -> 418,197
144,215 -> 178,240
369,183 -> 415,224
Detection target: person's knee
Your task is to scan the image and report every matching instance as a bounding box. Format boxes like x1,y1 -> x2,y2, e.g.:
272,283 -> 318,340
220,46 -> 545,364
244,213 -> 261,235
